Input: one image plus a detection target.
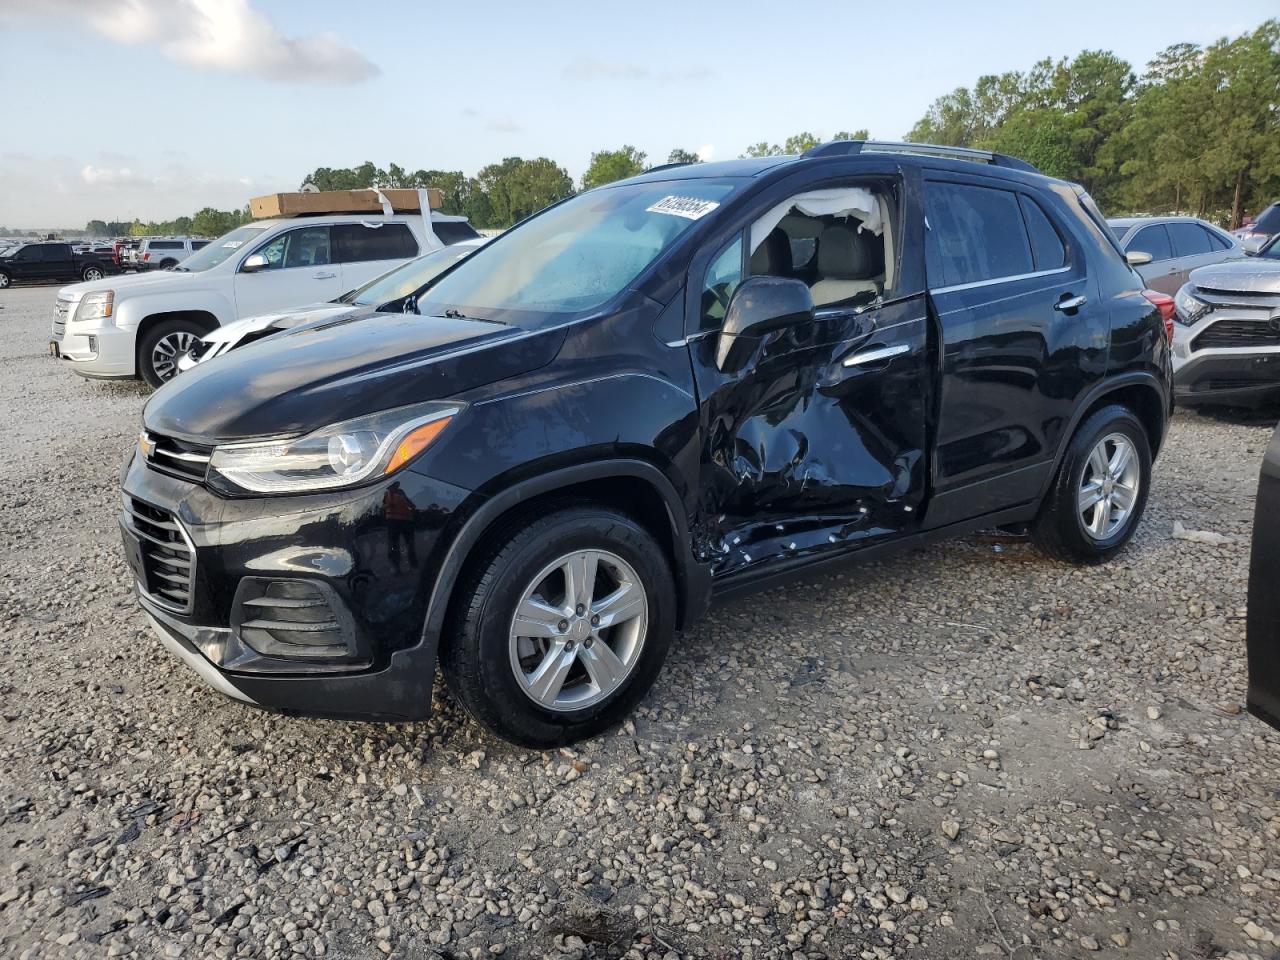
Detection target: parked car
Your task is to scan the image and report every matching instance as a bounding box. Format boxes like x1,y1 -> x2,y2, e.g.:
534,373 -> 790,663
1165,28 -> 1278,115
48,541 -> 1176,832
1170,233 -> 1280,405
53,211 -> 481,386
1233,201 -> 1280,254
122,141 -> 1172,746
1248,419 -> 1280,731
0,241 -> 119,288
177,238 -> 487,373
131,237 -> 211,272
1108,216 -> 1242,295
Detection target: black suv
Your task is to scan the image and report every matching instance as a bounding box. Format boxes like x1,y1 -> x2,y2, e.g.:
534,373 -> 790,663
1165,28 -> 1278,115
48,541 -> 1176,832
124,142 -> 1173,746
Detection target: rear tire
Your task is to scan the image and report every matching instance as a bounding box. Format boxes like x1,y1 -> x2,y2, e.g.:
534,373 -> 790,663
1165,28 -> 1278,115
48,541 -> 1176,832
1031,404 -> 1151,565
442,505 -> 676,747
0,270 -> 10,289
81,265 -> 104,282
138,318 -> 206,388
159,259 -> 178,270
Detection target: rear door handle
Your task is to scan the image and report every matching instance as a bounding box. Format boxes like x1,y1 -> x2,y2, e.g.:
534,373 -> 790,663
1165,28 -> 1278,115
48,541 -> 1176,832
312,269 -> 337,279
1054,294 -> 1087,312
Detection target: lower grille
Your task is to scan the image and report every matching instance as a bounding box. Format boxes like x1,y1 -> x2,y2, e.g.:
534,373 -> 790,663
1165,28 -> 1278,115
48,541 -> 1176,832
52,299 -> 71,341
144,433 -> 213,484
125,498 -> 194,611
1192,319 -> 1280,351
232,580 -> 352,660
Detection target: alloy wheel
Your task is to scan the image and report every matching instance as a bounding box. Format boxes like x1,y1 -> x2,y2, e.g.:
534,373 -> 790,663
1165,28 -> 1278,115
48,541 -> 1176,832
151,331 -> 198,382
508,549 -> 648,712
0,274 -> 9,288
84,268 -> 103,281
1078,433 -> 1141,540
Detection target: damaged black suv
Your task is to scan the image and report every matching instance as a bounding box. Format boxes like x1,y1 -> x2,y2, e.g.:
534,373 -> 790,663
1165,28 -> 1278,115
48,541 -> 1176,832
124,141 -> 1173,746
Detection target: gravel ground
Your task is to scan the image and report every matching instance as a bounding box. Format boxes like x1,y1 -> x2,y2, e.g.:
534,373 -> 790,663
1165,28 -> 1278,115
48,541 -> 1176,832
2,282 -> 1279,960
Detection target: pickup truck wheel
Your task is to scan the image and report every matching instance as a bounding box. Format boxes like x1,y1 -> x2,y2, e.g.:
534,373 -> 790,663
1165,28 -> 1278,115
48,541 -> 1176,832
0,271 -> 9,289
442,505 -> 675,747
1031,404 -> 1151,565
159,259 -> 178,270
138,319 -> 205,388
81,266 -> 104,282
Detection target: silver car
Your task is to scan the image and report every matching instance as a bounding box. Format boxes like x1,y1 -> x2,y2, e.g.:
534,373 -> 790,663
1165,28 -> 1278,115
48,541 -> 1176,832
1109,216 -> 1242,295
1171,234 -> 1280,405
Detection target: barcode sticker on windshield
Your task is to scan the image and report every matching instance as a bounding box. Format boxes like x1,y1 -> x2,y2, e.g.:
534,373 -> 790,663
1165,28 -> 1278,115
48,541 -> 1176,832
222,240 -> 244,248
646,196 -> 720,220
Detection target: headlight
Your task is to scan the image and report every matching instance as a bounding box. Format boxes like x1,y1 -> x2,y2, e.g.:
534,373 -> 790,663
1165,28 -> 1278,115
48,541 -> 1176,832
208,401 -> 461,494
1173,284 -> 1210,326
74,290 -> 114,323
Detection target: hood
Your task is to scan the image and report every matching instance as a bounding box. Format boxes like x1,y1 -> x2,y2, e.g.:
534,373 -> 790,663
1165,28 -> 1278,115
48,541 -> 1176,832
58,269 -> 197,300
1189,258 -> 1280,295
202,302 -> 364,345
144,311 -> 566,443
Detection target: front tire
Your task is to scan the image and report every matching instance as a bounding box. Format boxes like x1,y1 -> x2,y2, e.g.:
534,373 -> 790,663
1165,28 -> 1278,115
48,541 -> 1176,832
442,505 -> 676,747
138,319 -> 205,388
1031,404 -> 1151,565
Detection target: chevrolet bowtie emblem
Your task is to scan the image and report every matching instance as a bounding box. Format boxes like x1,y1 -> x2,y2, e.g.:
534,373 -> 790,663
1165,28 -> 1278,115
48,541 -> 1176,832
138,432 -> 156,459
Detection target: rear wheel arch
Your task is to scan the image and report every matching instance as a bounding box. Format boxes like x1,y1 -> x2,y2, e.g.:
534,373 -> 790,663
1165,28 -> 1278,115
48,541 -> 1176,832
427,461 -> 708,655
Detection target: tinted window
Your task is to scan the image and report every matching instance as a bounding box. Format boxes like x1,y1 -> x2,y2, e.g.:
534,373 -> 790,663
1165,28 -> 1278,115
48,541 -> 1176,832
41,245 -> 70,260
925,182 -> 1033,287
12,245 -> 36,261
149,241 -> 184,250
179,225 -> 268,273
433,221 -> 481,245
1126,225 -> 1172,262
700,236 -> 743,331
333,223 -> 418,263
1205,230 -> 1231,251
1167,222 -> 1213,257
1255,204 -> 1280,234
1018,195 -> 1066,270
190,240 -> 210,250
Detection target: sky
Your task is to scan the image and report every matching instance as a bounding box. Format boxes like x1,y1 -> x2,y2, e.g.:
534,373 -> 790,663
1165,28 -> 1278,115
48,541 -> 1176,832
1,0 -> 1274,229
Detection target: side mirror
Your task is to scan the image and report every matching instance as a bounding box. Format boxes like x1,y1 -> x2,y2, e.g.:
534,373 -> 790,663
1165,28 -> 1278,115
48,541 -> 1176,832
240,253 -> 269,274
715,276 -> 814,374
1125,251 -> 1153,266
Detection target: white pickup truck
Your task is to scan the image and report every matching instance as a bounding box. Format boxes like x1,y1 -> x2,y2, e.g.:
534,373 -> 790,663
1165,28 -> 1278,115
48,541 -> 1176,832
51,201 -> 480,386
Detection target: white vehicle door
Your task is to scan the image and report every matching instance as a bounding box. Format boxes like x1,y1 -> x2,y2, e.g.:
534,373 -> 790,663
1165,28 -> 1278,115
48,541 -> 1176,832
331,222 -> 422,291
233,225 -> 342,318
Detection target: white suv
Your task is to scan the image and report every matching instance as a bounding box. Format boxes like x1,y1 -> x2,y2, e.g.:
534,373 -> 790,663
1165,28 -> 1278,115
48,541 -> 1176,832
53,211 -> 478,386
131,237 -> 212,271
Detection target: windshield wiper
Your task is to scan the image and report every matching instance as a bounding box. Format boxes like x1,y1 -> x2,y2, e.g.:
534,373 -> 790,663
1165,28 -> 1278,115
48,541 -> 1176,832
443,308 -> 469,319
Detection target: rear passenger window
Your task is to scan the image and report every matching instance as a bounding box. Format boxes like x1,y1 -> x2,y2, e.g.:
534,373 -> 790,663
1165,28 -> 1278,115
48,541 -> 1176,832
925,182 -> 1033,287
1018,196 -> 1066,271
333,223 -> 419,263
1167,222 -> 1213,257
1206,230 -> 1231,251
433,221 -> 481,245
1126,225 -> 1171,262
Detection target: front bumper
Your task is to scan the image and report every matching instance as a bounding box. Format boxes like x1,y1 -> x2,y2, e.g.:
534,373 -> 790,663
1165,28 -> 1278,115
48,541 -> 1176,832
1248,424 -> 1280,730
54,320 -> 137,379
121,452 -> 471,720
1172,308 -> 1280,405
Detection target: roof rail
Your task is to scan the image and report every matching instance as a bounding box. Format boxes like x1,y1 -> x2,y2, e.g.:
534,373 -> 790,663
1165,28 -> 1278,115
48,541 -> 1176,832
644,161 -> 696,174
801,140 -> 1040,174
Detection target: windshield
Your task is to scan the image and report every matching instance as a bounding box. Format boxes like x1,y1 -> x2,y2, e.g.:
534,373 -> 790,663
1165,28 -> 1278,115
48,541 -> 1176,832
418,180 -> 736,319
174,225 -> 268,272
341,243 -> 479,306
1258,235 -> 1280,260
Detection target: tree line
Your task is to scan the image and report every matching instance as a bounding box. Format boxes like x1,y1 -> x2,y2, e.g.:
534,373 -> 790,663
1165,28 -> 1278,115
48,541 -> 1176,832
906,20 -> 1278,226
78,19 -> 1275,237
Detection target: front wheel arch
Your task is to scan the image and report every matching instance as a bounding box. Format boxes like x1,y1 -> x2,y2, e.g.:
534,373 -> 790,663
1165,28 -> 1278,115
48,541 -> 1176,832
134,310 -> 219,383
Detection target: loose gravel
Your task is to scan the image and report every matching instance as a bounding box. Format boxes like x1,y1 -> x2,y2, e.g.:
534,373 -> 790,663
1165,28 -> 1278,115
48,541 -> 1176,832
2,282 -> 1279,960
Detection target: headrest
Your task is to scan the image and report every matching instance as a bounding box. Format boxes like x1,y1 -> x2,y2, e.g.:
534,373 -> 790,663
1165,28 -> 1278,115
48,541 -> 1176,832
749,227 -> 793,276
816,224 -> 883,280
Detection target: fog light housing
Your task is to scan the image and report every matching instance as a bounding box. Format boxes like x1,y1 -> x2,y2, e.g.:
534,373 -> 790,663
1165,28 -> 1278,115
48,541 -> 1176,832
86,335 -> 97,353
230,578 -> 361,663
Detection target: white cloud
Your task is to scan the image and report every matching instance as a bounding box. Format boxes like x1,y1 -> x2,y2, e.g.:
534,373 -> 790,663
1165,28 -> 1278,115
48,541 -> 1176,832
696,145 -> 716,162
0,0 -> 378,85
81,165 -> 152,187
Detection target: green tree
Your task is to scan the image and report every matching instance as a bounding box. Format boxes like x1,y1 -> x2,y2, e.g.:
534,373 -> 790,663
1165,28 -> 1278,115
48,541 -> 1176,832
741,141 -> 782,158
85,219 -> 109,236
475,156 -> 574,227
582,146 -> 647,190
667,148 -> 700,164
832,129 -> 870,141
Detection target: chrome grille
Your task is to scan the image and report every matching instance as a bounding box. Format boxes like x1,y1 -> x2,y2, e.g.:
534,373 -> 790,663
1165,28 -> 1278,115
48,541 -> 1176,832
124,497 -> 195,611
52,299 -> 71,341
143,433 -> 212,484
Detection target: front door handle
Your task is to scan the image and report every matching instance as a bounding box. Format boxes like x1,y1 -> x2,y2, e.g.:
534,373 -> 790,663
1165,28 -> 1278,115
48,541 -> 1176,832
312,269 -> 337,279
1054,294 -> 1087,313
842,342 -> 909,368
